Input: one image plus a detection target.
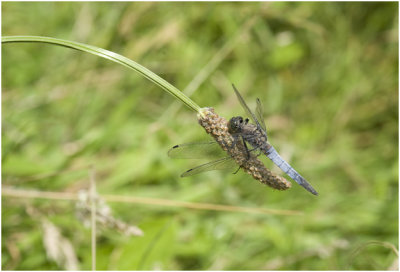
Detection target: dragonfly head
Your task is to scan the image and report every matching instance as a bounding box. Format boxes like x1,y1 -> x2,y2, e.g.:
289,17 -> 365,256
228,116 -> 246,134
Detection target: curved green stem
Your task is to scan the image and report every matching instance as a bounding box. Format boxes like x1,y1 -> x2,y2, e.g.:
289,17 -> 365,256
2,35 -> 202,113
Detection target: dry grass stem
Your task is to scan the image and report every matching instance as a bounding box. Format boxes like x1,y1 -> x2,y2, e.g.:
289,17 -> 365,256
2,186 -> 302,216
89,167 -> 96,271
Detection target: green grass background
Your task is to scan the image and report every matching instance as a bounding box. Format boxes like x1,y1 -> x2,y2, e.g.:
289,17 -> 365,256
2,2 -> 398,270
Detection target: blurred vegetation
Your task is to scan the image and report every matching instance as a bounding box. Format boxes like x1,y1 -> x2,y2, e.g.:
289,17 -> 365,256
2,2 -> 398,270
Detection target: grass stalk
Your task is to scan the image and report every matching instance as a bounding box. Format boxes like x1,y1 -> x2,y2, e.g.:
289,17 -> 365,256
89,166 -> 96,271
1,35 -> 202,114
2,186 -> 303,216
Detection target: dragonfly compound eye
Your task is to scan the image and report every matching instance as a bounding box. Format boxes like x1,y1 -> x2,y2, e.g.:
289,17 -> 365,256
228,116 -> 244,134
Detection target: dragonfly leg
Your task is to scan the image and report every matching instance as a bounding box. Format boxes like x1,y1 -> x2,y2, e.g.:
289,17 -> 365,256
247,147 -> 262,157
241,135 -> 250,159
233,165 -> 241,174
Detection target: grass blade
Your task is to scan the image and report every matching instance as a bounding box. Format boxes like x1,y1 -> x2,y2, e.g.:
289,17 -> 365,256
2,35 -> 201,113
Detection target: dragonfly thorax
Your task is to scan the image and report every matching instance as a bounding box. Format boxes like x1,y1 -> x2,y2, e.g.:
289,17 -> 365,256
228,116 -> 249,134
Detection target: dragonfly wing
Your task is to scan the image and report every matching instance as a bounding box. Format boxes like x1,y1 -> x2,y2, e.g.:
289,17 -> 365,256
168,141 -> 222,159
232,84 -> 265,132
266,146 -> 318,195
256,98 -> 267,133
181,156 -> 237,177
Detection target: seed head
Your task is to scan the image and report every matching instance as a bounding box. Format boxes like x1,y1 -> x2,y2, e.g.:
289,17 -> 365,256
198,107 -> 291,191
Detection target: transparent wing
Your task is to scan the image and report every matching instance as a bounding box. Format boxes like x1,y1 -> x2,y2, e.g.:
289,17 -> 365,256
181,156 -> 237,177
256,98 -> 267,133
168,141 -> 223,159
232,84 -> 265,131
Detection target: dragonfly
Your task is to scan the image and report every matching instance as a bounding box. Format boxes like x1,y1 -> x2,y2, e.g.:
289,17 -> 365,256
169,84 -> 318,195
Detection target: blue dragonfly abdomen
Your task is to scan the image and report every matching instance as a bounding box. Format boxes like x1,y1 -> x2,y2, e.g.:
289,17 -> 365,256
264,146 -> 318,195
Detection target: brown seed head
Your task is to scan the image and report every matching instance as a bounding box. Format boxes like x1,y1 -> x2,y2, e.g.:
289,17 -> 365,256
198,107 -> 291,191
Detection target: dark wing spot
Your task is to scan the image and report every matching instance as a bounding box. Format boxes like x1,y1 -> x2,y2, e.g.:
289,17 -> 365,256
181,169 -> 193,177
172,145 -> 179,148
